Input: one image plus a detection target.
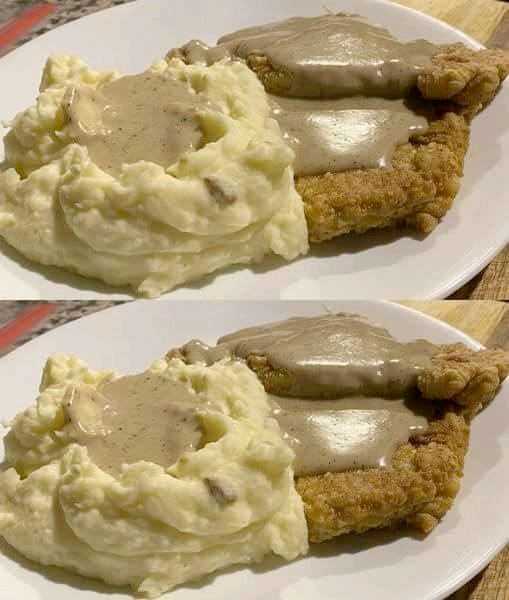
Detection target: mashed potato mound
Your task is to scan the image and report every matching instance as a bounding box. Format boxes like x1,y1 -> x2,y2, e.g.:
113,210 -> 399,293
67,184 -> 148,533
0,55 -> 308,297
0,355 -> 308,597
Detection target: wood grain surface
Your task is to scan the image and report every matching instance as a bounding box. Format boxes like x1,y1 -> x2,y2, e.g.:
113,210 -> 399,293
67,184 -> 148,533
402,300 -> 509,600
394,0 -> 507,42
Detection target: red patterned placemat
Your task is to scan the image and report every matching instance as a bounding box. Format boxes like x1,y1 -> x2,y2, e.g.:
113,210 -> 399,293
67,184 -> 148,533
0,1 -> 134,55
0,301 -> 124,357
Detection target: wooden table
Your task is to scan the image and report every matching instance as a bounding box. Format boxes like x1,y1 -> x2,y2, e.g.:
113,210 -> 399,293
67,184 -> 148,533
402,301 -> 509,599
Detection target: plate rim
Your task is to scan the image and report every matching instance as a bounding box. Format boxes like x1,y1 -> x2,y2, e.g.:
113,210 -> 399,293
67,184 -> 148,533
0,0 -> 506,299
0,0 -> 485,67
0,299 -> 508,600
0,299 -> 486,365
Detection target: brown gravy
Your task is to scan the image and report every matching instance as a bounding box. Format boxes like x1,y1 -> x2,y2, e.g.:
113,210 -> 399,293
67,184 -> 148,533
172,14 -> 437,175
65,373 -> 202,475
170,39 -> 232,66
65,71 -> 210,174
218,14 -> 439,99
270,95 -> 428,175
217,313 -> 438,398
271,394 -> 429,476
179,313 -> 435,476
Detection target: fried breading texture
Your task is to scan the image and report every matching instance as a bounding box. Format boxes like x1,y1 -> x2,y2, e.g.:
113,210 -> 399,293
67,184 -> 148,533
417,45 -> 509,119
170,38 -> 508,243
244,344 -> 509,409
247,45 -> 509,118
240,344 -> 508,542
297,111 -> 470,242
418,345 -> 509,419
245,44 -> 508,243
167,341 -> 508,544
173,342 -> 509,412
298,412 -> 469,543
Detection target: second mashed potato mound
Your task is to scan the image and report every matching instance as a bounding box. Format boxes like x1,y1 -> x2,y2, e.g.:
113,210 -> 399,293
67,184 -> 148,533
0,354 -> 308,597
0,55 -> 308,297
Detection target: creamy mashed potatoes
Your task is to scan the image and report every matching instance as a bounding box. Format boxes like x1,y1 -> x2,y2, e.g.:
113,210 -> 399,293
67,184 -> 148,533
0,354 -> 308,596
0,55 -> 308,297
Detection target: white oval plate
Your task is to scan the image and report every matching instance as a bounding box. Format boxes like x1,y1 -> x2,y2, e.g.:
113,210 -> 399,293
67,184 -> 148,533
0,0 -> 508,299
0,300 -> 508,600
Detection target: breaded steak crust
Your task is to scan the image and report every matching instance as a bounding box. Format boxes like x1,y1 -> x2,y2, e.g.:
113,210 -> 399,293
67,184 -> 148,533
248,45 -> 509,118
297,111 -> 470,242
418,344 -> 509,418
243,345 -> 509,409
417,45 -> 509,119
297,411 -> 469,542
172,38 -> 509,242
168,343 -> 509,543
243,344 -> 509,542
246,45 -> 509,242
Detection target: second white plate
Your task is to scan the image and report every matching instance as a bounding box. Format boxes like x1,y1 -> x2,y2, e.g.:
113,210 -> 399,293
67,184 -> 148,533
1,0 -> 508,299
0,300 -> 508,600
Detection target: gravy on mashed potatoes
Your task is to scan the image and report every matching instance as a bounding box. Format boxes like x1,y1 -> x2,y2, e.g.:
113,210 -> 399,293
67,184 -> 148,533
0,355 -> 308,597
0,55 -> 308,297
64,72 -> 210,175
65,374 -> 203,475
